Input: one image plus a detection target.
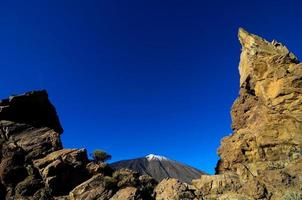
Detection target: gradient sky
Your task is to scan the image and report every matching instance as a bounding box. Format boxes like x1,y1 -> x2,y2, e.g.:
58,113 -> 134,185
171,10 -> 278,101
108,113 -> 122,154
1,0 -> 302,174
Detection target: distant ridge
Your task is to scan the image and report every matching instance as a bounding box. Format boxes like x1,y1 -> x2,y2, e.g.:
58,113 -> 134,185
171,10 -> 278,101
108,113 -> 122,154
111,154 -> 205,183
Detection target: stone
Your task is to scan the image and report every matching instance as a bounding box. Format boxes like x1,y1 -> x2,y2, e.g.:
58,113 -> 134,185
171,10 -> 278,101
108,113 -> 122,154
0,90 -> 63,134
33,149 -> 91,196
154,178 -> 196,200
192,173 -> 241,196
15,175 -> 43,197
69,174 -> 117,200
239,179 -> 267,199
110,187 -> 139,200
210,28 -> 302,199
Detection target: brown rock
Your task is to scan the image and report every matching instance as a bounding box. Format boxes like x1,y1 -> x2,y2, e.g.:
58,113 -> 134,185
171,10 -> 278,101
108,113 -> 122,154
239,179 -> 267,199
155,178 -> 195,200
0,90 -> 63,134
15,175 -> 43,197
69,174 -> 117,200
33,149 -> 90,196
192,173 -> 241,196
213,28 -> 302,199
110,187 -> 139,200
0,151 -> 27,186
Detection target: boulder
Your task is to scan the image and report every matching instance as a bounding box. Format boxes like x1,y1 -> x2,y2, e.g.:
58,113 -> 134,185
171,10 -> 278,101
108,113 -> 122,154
33,149 -> 91,196
0,90 -> 63,133
110,187 -> 139,200
154,178 -> 196,200
192,173 -> 241,196
69,174 -> 117,200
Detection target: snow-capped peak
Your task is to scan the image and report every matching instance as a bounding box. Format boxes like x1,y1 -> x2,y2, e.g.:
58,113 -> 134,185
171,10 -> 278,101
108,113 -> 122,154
146,154 -> 168,161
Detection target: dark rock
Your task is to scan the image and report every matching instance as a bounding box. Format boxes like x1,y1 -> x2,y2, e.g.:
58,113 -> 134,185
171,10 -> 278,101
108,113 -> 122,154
0,153 -> 28,186
69,174 -> 117,200
0,90 -> 63,134
33,149 -> 91,196
15,175 -> 43,197
0,90 -> 64,199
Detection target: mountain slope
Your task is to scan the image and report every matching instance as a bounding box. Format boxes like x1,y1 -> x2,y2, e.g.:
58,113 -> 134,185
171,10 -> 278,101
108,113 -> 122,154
111,154 -> 205,183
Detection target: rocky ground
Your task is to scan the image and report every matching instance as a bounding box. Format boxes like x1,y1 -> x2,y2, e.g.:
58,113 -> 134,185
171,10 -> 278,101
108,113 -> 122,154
0,28 -> 301,199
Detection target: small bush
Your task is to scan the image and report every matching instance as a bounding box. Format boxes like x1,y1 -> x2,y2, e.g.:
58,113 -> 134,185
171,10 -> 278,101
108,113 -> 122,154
103,176 -> 117,189
113,169 -> 139,188
282,192 -> 302,200
92,150 -> 111,163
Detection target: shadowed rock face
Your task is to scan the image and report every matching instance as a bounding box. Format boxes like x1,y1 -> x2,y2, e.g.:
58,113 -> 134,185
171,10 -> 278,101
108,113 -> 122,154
0,90 -> 63,134
192,28 -> 302,200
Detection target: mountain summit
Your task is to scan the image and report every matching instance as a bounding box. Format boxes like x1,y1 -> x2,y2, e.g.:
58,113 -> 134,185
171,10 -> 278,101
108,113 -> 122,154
111,154 -> 205,183
145,154 -> 168,161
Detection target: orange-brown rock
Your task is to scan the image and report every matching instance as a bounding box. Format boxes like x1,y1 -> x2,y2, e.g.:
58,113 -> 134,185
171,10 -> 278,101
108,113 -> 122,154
33,149 -> 90,196
154,178 -> 196,200
110,187 -> 139,200
196,28 -> 302,199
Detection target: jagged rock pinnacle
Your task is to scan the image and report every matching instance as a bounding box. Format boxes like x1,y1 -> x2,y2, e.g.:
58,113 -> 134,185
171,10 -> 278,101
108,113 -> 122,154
238,28 -> 298,86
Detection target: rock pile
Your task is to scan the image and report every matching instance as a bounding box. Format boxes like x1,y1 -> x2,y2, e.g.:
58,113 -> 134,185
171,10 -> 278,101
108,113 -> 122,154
0,91 -> 157,200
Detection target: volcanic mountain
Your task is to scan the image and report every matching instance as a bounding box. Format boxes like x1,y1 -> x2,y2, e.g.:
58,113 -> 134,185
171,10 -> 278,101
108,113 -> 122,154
111,154 -> 205,183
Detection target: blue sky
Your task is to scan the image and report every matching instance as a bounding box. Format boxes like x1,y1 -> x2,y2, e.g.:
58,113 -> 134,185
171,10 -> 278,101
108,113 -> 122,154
1,0 -> 302,174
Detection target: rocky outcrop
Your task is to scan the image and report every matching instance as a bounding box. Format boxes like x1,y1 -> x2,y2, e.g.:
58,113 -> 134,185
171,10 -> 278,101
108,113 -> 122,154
154,178 -> 196,200
0,91 -> 65,199
33,149 -> 91,196
192,28 -> 302,199
110,187 -> 139,200
69,169 -> 157,200
0,90 -> 63,134
0,90 -> 159,199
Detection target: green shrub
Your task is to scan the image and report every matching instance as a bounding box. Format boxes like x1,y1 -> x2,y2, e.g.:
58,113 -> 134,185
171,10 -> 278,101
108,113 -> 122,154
103,176 -> 117,189
282,192 -> 302,200
112,169 -> 139,188
92,150 -> 111,163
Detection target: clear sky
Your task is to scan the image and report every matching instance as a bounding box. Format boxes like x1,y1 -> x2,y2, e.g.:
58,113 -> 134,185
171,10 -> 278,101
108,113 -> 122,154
1,0 -> 302,174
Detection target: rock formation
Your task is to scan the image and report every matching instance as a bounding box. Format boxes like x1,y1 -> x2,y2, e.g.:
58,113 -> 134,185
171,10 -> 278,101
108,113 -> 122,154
0,91 -> 157,200
1,28 -> 301,200
192,28 -> 302,199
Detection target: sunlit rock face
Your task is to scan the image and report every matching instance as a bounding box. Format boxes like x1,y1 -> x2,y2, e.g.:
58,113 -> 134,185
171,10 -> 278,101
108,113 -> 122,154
193,29 -> 302,199
0,91 -> 65,199
218,28 -> 302,174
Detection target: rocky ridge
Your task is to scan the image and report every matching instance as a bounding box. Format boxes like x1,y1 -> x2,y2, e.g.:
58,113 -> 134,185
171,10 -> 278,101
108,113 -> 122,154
0,28 -> 301,200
